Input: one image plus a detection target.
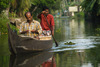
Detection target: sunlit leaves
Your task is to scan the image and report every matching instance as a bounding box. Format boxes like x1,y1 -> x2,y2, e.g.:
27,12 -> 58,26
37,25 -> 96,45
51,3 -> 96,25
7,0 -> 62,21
10,0 -> 31,16
0,0 -> 61,17
0,0 -> 10,13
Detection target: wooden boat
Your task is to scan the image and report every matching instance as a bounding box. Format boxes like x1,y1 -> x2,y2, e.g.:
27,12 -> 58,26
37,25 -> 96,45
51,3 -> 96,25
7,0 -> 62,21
7,24 -> 53,54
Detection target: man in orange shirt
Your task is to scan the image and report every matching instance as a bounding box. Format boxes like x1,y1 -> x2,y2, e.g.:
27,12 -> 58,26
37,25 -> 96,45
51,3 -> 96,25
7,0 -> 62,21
38,6 -> 55,36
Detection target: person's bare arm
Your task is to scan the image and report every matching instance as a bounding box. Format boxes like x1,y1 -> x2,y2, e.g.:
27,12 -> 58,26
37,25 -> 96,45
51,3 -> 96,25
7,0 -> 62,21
37,11 -> 45,19
52,26 -> 55,36
31,30 -> 39,34
20,30 -> 29,34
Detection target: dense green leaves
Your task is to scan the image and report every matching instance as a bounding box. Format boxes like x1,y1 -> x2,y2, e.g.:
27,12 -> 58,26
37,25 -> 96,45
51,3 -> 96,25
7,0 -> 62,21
81,0 -> 100,16
9,0 -> 61,17
81,0 -> 96,12
0,17 -> 9,33
10,0 -> 31,17
0,0 -> 61,17
30,0 -> 60,10
0,0 -> 10,13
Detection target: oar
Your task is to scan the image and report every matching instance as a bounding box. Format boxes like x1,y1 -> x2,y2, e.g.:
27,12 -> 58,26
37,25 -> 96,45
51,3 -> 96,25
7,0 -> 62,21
44,15 -> 58,47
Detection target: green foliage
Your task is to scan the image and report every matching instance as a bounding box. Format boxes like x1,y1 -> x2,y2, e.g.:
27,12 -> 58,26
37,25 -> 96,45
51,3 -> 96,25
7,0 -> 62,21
9,23 -> 19,34
9,0 -> 61,17
10,0 -> 31,17
0,56 -> 10,67
70,2 -> 80,6
64,41 -> 75,45
0,13 -> 9,33
81,0 -> 100,16
0,0 -> 61,33
0,0 -> 10,13
95,28 -> 100,36
0,35 -> 10,55
81,0 -> 96,12
56,28 -> 61,33
75,12 -> 84,18
50,0 -> 61,10
69,12 -> 84,19
9,12 -> 18,17
76,12 -> 84,16
31,0 -> 61,11
29,0 -> 61,19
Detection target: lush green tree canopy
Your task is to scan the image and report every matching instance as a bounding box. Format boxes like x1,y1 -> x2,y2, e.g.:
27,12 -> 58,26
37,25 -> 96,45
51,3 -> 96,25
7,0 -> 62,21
10,0 -> 31,16
9,0 -> 61,17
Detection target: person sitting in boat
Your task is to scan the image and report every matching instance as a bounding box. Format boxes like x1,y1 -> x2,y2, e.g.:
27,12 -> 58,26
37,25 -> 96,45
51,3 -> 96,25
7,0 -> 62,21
19,12 -> 42,39
37,6 -> 55,36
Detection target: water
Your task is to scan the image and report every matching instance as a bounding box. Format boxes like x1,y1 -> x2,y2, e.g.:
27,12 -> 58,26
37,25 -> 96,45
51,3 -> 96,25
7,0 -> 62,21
53,18 -> 100,67
0,18 -> 100,67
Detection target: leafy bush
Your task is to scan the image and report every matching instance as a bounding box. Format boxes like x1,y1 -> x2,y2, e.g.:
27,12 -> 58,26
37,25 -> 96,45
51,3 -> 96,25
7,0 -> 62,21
0,17 -> 9,33
64,41 -> 75,45
0,0 -> 10,13
75,12 -> 84,18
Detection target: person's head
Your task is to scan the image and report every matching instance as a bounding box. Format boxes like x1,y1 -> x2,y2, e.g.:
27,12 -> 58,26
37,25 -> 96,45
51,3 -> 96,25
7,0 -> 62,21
42,6 -> 49,15
25,12 -> 33,22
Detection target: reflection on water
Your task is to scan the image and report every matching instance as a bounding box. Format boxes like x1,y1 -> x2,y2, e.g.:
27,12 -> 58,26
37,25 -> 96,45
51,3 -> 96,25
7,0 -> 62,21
54,18 -> 85,41
0,55 -> 10,67
9,51 -> 55,67
0,34 -> 10,55
53,18 -> 100,67
54,18 -> 100,50
54,43 -> 100,67
54,50 -> 86,67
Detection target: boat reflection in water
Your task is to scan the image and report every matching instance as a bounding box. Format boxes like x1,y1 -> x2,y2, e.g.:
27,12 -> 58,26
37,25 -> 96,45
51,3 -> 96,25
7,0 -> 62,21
9,51 -> 56,67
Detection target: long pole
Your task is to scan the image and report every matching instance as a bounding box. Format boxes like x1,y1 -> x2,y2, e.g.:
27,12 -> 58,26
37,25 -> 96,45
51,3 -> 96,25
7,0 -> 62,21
44,15 -> 58,47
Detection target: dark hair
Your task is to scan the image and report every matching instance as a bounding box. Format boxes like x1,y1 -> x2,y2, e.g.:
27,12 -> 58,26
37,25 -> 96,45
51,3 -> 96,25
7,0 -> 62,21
25,12 -> 32,17
42,6 -> 49,11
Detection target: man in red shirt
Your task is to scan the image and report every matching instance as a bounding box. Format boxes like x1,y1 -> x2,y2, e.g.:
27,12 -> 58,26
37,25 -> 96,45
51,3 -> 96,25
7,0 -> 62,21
38,6 -> 55,36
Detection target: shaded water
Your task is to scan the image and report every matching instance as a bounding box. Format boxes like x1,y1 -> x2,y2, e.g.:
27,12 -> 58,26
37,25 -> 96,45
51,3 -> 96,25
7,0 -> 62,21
0,18 -> 100,67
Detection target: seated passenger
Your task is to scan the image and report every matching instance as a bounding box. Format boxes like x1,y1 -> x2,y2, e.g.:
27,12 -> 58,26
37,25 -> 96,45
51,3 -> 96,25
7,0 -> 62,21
19,12 -> 42,39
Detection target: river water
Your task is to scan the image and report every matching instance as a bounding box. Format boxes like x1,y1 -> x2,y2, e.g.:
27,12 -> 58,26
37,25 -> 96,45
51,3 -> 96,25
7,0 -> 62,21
0,18 -> 100,67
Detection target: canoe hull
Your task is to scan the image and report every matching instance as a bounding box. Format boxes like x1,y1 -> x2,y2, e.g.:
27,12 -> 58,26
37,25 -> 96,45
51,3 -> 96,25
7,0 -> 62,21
8,24 -> 53,54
